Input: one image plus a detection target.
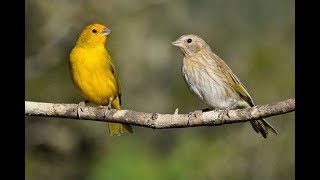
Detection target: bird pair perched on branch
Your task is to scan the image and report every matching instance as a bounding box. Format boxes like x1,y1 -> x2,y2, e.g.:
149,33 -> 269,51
69,23 -> 277,138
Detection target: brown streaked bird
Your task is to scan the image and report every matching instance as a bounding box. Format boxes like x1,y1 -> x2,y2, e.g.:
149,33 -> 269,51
172,34 -> 277,138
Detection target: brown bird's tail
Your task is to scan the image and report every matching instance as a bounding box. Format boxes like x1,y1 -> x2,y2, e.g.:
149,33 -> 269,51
250,118 -> 277,138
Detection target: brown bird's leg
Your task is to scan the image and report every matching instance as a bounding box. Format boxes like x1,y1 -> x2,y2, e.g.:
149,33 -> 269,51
188,110 -> 203,123
220,101 -> 239,124
219,109 -> 227,125
77,100 -> 89,119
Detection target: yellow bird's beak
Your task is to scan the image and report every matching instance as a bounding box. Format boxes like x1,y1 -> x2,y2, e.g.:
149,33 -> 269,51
102,28 -> 111,36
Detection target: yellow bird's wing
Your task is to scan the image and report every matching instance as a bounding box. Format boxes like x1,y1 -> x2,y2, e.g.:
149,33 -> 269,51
108,58 -> 122,105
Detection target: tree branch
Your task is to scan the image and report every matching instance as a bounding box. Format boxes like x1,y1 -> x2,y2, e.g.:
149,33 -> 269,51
25,98 -> 295,128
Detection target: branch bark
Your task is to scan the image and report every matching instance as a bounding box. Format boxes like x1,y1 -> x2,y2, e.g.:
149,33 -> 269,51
25,98 -> 295,128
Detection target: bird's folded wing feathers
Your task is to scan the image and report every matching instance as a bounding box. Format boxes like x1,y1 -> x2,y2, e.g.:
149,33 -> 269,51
214,55 -> 255,107
108,58 -> 122,105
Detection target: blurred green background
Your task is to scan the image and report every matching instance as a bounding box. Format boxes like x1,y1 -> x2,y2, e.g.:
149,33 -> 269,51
25,0 -> 295,179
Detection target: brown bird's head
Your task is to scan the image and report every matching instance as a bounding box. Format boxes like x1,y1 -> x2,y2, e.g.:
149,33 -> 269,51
172,34 -> 210,57
76,23 -> 112,46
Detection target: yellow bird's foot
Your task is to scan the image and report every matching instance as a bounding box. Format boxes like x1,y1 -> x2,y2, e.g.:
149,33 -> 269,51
77,101 -> 87,119
106,103 -> 112,110
106,98 -> 113,110
101,100 -> 113,117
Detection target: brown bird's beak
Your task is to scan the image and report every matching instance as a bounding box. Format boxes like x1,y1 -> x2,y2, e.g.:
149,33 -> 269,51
102,28 -> 111,36
172,39 -> 182,47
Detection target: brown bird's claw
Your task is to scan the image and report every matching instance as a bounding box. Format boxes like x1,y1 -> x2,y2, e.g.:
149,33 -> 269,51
187,110 -> 202,125
219,108 -> 230,125
188,110 -> 202,118
77,101 -> 86,119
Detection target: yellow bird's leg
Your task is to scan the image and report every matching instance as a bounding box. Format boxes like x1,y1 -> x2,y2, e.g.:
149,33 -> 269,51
107,97 -> 113,110
101,97 -> 114,111
77,100 -> 89,119
103,98 -> 114,120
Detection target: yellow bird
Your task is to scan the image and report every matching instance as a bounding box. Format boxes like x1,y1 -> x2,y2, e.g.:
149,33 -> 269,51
69,23 -> 133,136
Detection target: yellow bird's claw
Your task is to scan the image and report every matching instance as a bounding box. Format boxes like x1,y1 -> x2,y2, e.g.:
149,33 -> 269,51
77,101 -> 86,119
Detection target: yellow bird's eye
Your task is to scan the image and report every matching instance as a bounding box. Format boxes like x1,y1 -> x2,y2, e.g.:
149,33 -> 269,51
92,29 -> 97,33
187,39 -> 192,43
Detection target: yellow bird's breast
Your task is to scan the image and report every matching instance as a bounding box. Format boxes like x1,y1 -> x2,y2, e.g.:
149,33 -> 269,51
69,46 -> 118,105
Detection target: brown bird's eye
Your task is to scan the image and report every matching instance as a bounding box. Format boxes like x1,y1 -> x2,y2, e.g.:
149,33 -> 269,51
92,29 -> 97,33
187,39 -> 192,43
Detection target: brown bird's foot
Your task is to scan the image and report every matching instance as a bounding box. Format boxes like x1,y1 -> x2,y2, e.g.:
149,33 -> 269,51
219,108 -> 231,125
188,110 -> 203,118
219,102 -> 238,124
77,101 -> 87,119
187,110 -> 202,126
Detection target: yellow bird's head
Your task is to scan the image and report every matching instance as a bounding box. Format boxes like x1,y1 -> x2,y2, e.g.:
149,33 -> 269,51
76,23 -> 111,46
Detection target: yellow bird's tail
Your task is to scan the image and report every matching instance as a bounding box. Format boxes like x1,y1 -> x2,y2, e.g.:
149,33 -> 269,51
107,97 -> 134,136
108,123 -> 134,136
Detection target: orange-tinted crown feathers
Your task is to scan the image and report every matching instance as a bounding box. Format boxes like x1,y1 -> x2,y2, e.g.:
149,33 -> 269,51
76,23 -> 111,47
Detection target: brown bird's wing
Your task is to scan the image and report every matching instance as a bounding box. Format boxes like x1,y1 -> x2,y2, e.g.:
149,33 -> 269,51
212,54 -> 255,106
226,70 -> 254,106
211,53 -> 277,137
